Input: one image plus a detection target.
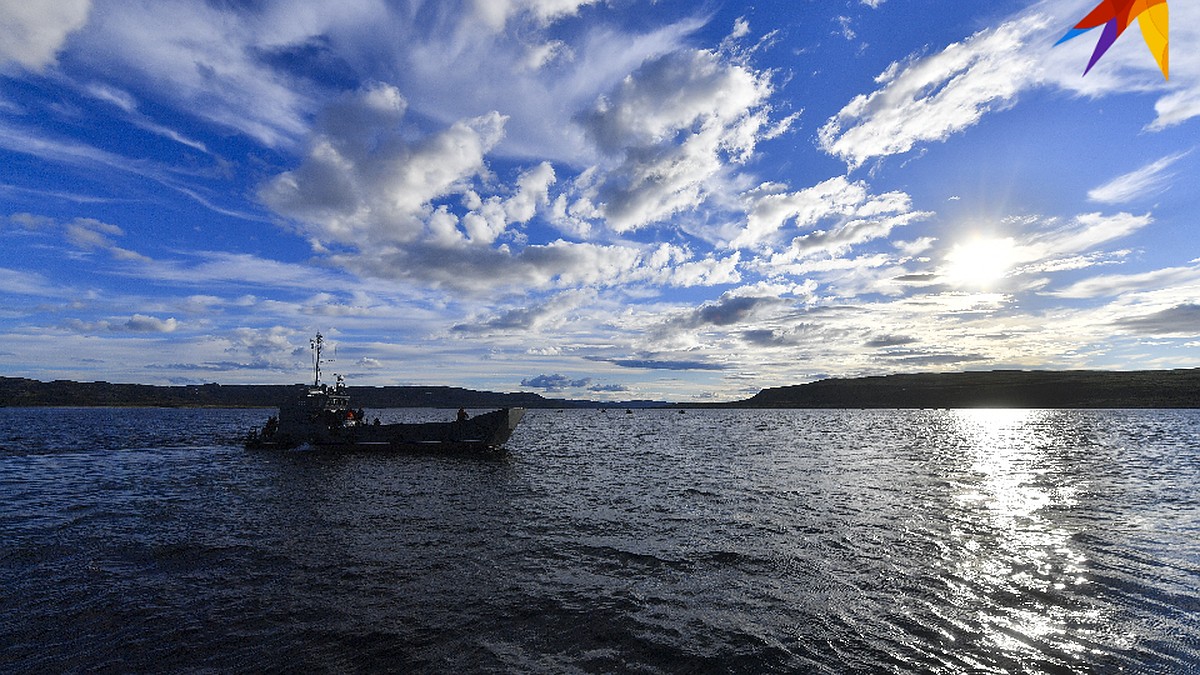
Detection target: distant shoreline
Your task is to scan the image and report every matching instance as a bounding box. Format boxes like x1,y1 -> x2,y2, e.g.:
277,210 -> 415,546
713,368 -> 1200,409
4,369 -> 1200,409
0,377 -> 652,409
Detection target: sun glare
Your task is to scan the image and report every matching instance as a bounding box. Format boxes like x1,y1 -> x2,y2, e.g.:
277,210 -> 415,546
945,236 -> 1016,289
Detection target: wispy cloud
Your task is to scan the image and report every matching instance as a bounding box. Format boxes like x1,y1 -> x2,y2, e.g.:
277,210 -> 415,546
1088,151 -> 1190,204
0,267 -> 62,297
1052,265 -> 1200,299
818,14 -> 1047,169
7,212 -> 148,262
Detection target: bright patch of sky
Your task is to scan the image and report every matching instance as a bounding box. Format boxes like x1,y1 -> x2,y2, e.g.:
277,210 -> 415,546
1,0 -> 1198,401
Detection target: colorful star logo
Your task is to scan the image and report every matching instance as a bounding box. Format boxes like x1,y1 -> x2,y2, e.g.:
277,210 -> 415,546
1057,0 -> 1169,80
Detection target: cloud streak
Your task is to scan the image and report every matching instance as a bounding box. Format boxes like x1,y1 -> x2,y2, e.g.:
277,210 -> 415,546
1088,151 -> 1189,204
819,14 -> 1047,169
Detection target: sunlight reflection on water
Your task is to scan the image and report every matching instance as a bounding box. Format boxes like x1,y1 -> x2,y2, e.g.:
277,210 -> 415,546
947,409 -> 1100,665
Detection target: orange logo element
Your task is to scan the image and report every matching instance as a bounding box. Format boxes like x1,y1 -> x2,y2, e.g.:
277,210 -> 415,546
1057,0 -> 1169,80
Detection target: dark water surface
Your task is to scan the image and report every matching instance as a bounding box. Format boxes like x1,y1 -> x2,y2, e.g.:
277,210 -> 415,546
2,407 -> 1199,672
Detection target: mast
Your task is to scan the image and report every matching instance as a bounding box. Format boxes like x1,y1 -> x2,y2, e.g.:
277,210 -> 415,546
310,332 -> 324,387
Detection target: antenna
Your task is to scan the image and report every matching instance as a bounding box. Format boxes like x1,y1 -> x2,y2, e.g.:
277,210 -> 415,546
310,332 -> 324,387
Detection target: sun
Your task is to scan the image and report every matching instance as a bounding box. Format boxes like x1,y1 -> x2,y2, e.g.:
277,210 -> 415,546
945,236 -> 1016,289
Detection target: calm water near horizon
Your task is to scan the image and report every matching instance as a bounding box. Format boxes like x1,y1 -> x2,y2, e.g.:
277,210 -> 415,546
2,407 -> 1198,672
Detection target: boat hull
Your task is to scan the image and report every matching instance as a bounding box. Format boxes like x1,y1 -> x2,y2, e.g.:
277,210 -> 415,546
246,407 -> 525,453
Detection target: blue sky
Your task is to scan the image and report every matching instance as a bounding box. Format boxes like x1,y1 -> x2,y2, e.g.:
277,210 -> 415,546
1,0 -> 1198,402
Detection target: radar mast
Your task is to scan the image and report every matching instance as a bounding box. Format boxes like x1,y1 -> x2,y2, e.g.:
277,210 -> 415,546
310,332 -> 325,387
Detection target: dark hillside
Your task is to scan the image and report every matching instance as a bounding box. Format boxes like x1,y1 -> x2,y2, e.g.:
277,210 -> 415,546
735,369 -> 1200,408
0,377 -> 570,408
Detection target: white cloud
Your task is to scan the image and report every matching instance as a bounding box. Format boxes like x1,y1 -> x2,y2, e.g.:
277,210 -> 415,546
344,4 -> 709,162
124,314 -> 179,333
260,83 -> 509,246
0,0 -> 90,71
0,267 -> 61,297
504,162 -> 556,223
1052,265 -> 1200,299
62,0 -> 328,147
1021,211 -> 1152,262
818,14 -> 1047,169
6,213 -> 149,262
82,82 -> 209,152
1088,152 -> 1189,204
255,34 -> 779,294
453,290 -> 593,334
576,48 -> 774,232
65,314 -> 179,334
817,0 -> 1200,167
471,0 -> 598,31
1147,88 -> 1200,131
337,237 -> 735,294
733,176 -> 929,254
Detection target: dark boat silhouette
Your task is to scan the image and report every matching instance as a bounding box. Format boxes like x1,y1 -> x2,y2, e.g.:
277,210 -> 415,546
245,333 -> 524,452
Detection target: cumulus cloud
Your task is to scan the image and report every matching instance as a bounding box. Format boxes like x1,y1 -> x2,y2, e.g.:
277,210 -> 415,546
521,373 -> 591,391
260,80 -> 753,293
818,14 -> 1046,169
505,162 -> 556,223
65,314 -> 179,334
124,314 -> 179,333
0,0 -> 90,71
339,237 -> 737,293
0,0 -> 784,303
261,83 -> 508,246
678,294 -> 783,328
864,333 -> 917,348
452,291 -> 588,333
734,176 -> 930,257
226,326 -> 302,363
575,48 -> 774,232
14,0 -> 1198,396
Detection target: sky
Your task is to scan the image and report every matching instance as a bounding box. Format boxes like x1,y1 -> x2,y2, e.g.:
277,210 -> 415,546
1,0 -> 1198,402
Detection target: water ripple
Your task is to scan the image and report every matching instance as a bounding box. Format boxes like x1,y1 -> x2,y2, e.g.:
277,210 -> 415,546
1,407 -> 1198,672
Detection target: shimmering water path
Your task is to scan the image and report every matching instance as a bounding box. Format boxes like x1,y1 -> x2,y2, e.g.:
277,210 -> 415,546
2,408 -> 1199,672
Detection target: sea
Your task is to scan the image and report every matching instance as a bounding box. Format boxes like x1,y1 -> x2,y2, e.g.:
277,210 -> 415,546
1,407 -> 1198,673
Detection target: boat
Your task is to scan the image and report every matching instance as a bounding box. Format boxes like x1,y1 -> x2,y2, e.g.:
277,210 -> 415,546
245,332 -> 524,452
